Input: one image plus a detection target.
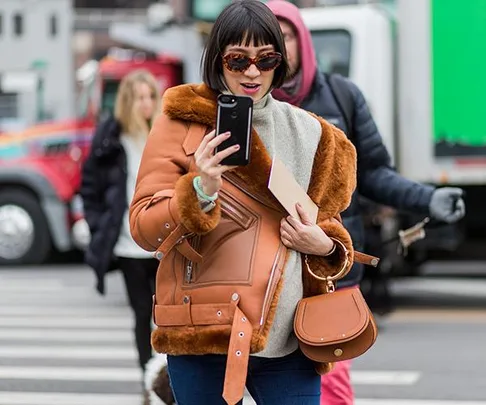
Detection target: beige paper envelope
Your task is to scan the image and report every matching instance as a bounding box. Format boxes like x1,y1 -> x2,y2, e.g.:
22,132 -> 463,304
268,156 -> 319,224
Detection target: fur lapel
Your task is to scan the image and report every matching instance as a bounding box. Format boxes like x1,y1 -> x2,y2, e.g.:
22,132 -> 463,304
163,84 -> 356,219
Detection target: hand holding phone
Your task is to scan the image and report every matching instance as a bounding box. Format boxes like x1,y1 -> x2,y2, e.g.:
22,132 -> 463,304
194,130 -> 240,196
215,94 -> 253,166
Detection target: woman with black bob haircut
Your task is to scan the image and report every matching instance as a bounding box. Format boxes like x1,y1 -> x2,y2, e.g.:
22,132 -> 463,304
129,1 -> 358,404
202,0 -> 289,92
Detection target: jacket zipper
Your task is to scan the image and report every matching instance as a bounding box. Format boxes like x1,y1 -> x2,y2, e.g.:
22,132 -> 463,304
185,261 -> 193,283
259,243 -> 286,333
183,234 -> 199,285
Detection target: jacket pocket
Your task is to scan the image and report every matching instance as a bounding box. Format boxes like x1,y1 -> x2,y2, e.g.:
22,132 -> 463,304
182,189 -> 259,288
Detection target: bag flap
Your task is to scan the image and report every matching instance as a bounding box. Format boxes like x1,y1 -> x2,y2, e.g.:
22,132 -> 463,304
294,287 -> 370,346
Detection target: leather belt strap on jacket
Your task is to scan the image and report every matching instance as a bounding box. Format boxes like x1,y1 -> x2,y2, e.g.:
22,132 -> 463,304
223,298 -> 253,405
147,189 -> 202,263
154,224 -> 202,263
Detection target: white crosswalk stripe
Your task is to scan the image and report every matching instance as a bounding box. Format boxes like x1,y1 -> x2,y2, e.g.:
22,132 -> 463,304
0,366 -> 141,381
0,346 -> 137,360
0,392 -> 141,405
351,371 -> 421,385
0,328 -> 132,342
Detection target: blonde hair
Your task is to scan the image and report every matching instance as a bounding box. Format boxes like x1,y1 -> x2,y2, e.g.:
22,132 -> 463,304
114,69 -> 160,139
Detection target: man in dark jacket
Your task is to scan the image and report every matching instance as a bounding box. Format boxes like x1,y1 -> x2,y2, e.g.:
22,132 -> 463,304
267,1 -> 465,404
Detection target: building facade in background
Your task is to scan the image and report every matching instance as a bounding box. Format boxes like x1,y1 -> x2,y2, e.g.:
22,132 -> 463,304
0,0 -> 74,130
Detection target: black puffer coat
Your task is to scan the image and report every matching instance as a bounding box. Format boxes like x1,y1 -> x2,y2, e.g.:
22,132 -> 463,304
80,116 -> 127,294
302,71 -> 434,286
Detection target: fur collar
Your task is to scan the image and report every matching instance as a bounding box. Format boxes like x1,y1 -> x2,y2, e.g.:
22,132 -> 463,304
163,84 -> 356,219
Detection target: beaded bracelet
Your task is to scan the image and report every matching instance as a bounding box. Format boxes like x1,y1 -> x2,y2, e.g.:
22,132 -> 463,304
193,176 -> 219,202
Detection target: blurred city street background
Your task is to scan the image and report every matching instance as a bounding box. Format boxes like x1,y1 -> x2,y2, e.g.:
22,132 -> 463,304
1,0 -> 485,403
0,260 -> 485,404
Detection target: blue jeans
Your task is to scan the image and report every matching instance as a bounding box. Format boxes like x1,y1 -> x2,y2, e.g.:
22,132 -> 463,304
167,349 -> 321,405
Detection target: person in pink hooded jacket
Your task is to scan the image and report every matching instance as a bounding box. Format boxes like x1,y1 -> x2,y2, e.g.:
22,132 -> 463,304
265,5 -> 354,404
266,1 -> 465,405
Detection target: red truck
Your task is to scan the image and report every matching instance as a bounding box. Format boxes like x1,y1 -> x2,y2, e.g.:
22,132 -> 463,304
0,50 -> 183,265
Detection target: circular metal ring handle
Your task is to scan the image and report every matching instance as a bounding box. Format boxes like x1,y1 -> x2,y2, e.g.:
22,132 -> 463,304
304,237 -> 350,283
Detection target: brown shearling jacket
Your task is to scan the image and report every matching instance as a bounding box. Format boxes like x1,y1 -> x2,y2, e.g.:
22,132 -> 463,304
129,83 -> 357,404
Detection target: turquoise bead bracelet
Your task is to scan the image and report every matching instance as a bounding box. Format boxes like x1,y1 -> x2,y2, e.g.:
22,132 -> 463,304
193,176 -> 218,202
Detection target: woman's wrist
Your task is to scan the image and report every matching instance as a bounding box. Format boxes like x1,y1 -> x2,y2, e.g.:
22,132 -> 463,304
193,175 -> 218,202
322,241 -> 337,256
316,237 -> 337,257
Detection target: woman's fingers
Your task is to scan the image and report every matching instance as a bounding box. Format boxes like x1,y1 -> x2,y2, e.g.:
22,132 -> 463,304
208,144 -> 240,167
206,131 -> 231,153
281,234 -> 293,248
280,228 -> 292,241
280,216 -> 301,234
196,132 -> 232,168
286,215 -> 304,230
195,130 -> 216,158
195,131 -> 240,194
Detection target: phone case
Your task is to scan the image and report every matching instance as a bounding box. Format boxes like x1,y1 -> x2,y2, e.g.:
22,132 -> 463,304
215,94 -> 253,166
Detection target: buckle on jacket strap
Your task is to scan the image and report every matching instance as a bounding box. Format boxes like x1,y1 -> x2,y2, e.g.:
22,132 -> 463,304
154,224 -> 202,263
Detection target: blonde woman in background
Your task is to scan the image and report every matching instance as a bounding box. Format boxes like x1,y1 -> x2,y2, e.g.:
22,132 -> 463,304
80,70 -> 161,400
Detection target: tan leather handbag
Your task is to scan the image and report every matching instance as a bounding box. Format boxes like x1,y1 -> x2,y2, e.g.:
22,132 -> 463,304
294,242 -> 378,363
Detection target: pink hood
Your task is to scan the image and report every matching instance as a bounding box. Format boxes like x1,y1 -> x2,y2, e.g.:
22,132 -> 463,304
267,0 -> 317,106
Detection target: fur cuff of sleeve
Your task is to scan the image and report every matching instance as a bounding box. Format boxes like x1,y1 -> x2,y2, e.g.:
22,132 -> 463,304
174,172 -> 221,234
305,220 -> 354,279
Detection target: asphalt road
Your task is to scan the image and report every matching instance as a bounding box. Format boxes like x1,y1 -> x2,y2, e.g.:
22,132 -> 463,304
0,262 -> 485,404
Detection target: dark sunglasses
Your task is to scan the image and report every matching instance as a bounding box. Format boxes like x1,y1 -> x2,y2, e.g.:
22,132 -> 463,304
222,52 -> 282,73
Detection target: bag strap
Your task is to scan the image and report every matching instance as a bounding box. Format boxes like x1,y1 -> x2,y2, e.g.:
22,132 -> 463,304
326,73 -> 356,142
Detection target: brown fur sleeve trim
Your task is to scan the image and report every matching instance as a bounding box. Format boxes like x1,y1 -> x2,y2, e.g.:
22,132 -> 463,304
305,219 -> 354,280
307,116 -> 357,218
174,172 -> 221,234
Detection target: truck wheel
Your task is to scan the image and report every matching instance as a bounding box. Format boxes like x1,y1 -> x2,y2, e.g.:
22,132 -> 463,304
0,189 -> 52,265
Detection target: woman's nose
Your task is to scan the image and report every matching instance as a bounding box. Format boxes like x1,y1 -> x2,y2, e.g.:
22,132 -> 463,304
244,63 -> 261,78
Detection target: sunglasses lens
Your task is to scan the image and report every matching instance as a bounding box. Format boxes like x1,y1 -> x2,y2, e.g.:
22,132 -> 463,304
256,54 -> 282,71
227,56 -> 250,72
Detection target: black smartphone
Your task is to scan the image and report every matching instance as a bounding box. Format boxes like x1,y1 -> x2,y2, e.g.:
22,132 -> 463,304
215,94 -> 253,166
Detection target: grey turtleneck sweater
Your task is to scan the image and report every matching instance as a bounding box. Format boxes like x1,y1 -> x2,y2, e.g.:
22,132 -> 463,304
250,94 -> 322,358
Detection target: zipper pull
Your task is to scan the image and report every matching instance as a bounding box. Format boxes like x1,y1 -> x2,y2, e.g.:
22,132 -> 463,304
185,261 -> 193,283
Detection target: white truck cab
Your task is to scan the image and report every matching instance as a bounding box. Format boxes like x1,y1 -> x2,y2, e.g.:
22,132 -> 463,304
302,4 -> 395,161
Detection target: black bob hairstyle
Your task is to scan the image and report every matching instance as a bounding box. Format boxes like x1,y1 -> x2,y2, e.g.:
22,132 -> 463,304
201,0 -> 290,92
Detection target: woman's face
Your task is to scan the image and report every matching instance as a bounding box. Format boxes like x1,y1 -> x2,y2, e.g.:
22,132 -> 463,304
222,42 -> 276,102
133,81 -> 156,120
